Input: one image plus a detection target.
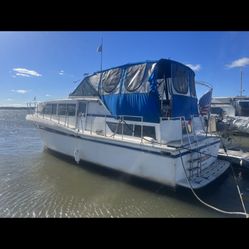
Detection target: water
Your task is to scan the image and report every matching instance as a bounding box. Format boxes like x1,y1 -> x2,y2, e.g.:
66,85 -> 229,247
1,110 -> 249,218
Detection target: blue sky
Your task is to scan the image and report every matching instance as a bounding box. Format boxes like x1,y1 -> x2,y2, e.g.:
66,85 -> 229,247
0,31 -> 249,106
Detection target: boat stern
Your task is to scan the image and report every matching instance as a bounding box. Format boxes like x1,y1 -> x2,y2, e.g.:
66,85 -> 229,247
177,159 -> 230,189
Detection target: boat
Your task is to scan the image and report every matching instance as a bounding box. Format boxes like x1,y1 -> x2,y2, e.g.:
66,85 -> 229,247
26,58 -> 230,190
211,96 -> 249,117
210,96 -> 249,151
205,96 -> 249,169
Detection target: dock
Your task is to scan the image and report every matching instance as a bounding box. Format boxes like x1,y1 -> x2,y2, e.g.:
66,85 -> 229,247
218,148 -> 249,170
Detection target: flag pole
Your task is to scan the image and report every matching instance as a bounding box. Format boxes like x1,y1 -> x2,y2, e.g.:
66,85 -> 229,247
100,36 -> 103,72
97,35 -> 103,95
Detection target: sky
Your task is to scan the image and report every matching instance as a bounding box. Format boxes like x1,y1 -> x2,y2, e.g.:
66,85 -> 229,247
0,31 -> 249,106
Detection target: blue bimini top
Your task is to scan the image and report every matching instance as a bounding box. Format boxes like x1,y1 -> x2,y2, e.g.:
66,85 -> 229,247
69,59 -> 199,122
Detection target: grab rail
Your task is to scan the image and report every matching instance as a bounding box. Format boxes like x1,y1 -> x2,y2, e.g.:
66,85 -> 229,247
27,101 -> 209,147
83,114 -> 144,142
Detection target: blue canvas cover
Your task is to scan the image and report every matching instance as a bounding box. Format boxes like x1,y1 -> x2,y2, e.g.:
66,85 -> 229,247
69,59 -> 199,122
171,95 -> 199,119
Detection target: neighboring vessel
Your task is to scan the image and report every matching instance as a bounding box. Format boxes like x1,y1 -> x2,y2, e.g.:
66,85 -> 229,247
26,59 -> 229,189
211,96 -> 249,117
211,96 -> 249,151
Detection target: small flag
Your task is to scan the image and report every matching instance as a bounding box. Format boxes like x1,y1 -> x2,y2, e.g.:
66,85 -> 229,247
97,44 -> 102,53
199,89 -> 212,116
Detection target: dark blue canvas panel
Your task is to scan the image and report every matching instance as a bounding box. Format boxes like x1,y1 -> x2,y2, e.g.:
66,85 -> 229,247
171,95 -> 199,120
102,92 -> 160,123
69,59 -> 199,123
199,89 -> 212,115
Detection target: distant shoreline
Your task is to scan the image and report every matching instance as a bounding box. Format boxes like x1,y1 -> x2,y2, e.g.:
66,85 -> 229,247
0,107 -> 34,110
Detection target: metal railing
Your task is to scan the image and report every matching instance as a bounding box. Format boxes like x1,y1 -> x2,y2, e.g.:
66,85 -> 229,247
26,101 -> 38,115
27,102 -> 210,151
27,102 -> 76,129
82,114 -> 145,143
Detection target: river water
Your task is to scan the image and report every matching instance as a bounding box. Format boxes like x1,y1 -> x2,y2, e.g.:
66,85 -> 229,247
1,109 -> 249,218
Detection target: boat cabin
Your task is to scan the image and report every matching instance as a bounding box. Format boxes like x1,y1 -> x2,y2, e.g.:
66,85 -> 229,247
211,96 -> 249,117
35,59 -> 202,144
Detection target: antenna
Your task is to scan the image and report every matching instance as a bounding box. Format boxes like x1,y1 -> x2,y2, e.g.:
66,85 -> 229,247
240,67 -> 243,96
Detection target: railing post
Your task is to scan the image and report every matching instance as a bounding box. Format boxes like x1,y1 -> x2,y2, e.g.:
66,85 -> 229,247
159,117 -> 162,146
105,115 -> 106,137
84,113 -> 87,133
141,117 -> 143,143
180,117 -> 183,146
90,115 -> 93,135
121,116 -> 124,140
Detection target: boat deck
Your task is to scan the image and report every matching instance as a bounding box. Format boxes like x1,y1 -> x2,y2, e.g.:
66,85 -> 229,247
177,159 -> 230,189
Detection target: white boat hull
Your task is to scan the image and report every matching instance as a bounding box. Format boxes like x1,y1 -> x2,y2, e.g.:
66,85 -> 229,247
39,127 -> 177,187
38,126 -> 229,189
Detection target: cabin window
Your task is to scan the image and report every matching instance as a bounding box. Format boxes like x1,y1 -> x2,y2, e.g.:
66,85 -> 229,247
238,102 -> 249,116
107,122 -> 133,136
173,77 -> 188,94
78,102 -> 86,115
67,104 -> 76,116
52,104 -> 57,115
107,122 -> 156,139
239,102 -> 249,109
124,64 -> 146,92
43,104 -> 52,114
58,104 -> 67,115
172,64 -> 189,94
102,68 -> 122,93
134,125 -> 156,139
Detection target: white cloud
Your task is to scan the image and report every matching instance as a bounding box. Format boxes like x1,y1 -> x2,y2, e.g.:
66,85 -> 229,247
45,94 -> 51,97
59,70 -> 64,75
7,98 -> 13,101
226,57 -> 249,68
16,73 -> 30,77
13,68 -> 42,77
186,64 -> 201,72
11,89 -> 29,94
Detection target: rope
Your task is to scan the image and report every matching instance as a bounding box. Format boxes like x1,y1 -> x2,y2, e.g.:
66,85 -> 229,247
116,119 -> 248,217
219,138 -> 248,216
179,150 -> 248,218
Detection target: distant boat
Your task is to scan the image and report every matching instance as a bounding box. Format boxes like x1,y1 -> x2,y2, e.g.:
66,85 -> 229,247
26,58 -> 229,190
0,106 -> 33,110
